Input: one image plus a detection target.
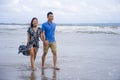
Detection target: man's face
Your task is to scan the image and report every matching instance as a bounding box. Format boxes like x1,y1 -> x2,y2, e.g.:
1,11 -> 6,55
47,14 -> 54,21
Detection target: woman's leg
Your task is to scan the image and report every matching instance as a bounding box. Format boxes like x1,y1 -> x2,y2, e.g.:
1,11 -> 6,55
34,47 -> 38,61
30,47 -> 35,70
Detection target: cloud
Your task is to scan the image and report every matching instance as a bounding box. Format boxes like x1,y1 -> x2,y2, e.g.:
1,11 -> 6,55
9,0 -> 32,12
0,0 -> 120,23
40,0 -> 62,8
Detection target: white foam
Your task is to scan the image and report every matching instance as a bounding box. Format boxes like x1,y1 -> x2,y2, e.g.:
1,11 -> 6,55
0,25 -> 120,34
0,25 -> 28,30
56,26 -> 120,34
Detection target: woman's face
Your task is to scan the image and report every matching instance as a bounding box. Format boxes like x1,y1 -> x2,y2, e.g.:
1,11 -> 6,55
32,19 -> 38,27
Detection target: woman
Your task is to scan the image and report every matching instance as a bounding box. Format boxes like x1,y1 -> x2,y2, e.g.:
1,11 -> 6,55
27,17 -> 42,71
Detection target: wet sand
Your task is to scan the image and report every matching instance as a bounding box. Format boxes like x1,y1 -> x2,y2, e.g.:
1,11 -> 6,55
0,25 -> 120,80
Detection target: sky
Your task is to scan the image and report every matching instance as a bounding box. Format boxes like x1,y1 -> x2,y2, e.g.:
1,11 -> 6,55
0,0 -> 120,24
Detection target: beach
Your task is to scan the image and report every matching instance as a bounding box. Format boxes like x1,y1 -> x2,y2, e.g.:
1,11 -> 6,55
0,24 -> 120,80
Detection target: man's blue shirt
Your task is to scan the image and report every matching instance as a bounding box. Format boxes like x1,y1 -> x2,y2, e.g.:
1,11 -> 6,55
42,21 -> 56,43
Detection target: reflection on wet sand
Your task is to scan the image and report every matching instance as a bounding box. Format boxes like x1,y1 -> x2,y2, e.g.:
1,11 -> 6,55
30,71 -> 36,80
29,69 -> 57,80
41,69 -> 57,80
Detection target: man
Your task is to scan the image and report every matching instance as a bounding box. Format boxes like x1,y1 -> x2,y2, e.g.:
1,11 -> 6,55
41,12 -> 60,70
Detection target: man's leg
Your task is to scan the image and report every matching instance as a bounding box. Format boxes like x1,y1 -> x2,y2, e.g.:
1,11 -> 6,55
42,52 -> 47,68
51,42 -> 60,70
52,51 -> 57,69
42,41 -> 49,68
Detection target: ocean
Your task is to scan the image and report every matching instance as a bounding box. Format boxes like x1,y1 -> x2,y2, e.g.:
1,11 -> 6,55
0,23 -> 120,80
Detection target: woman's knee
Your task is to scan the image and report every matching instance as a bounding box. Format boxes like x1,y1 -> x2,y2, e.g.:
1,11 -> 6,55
30,47 -> 34,56
34,48 -> 38,54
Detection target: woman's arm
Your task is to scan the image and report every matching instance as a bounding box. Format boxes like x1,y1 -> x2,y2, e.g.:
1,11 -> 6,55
40,31 -> 45,42
40,31 -> 48,46
27,33 -> 30,44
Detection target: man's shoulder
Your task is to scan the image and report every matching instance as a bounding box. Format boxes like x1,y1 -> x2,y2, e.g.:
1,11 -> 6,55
52,22 -> 56,25
42,22 -> 56,27
42,22 -> 48,26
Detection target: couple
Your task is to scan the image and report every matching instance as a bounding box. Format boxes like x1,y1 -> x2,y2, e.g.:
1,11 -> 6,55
27,12 -> 60,71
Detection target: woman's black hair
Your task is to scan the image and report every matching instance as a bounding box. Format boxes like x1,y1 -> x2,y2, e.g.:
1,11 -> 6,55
30,17 -> 38,28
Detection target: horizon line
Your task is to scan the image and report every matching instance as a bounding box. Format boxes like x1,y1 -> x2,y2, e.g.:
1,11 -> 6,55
0,23 -> 120,26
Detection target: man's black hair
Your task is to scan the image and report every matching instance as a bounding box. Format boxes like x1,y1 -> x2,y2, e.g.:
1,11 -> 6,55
47,12 -> 53,17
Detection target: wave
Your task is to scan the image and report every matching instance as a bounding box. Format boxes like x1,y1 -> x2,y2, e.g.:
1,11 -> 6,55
56,26 -> 120,35
0,25 -> 120,35
0,25 -> 28,31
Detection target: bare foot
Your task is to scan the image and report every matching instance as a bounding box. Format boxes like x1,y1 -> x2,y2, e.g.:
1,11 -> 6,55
32,68 -> 35,71
53,67 -> 60,70
31,67 -> 37,71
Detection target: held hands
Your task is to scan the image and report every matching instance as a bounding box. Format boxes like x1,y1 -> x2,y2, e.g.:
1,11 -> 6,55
43,40 -> 49,46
